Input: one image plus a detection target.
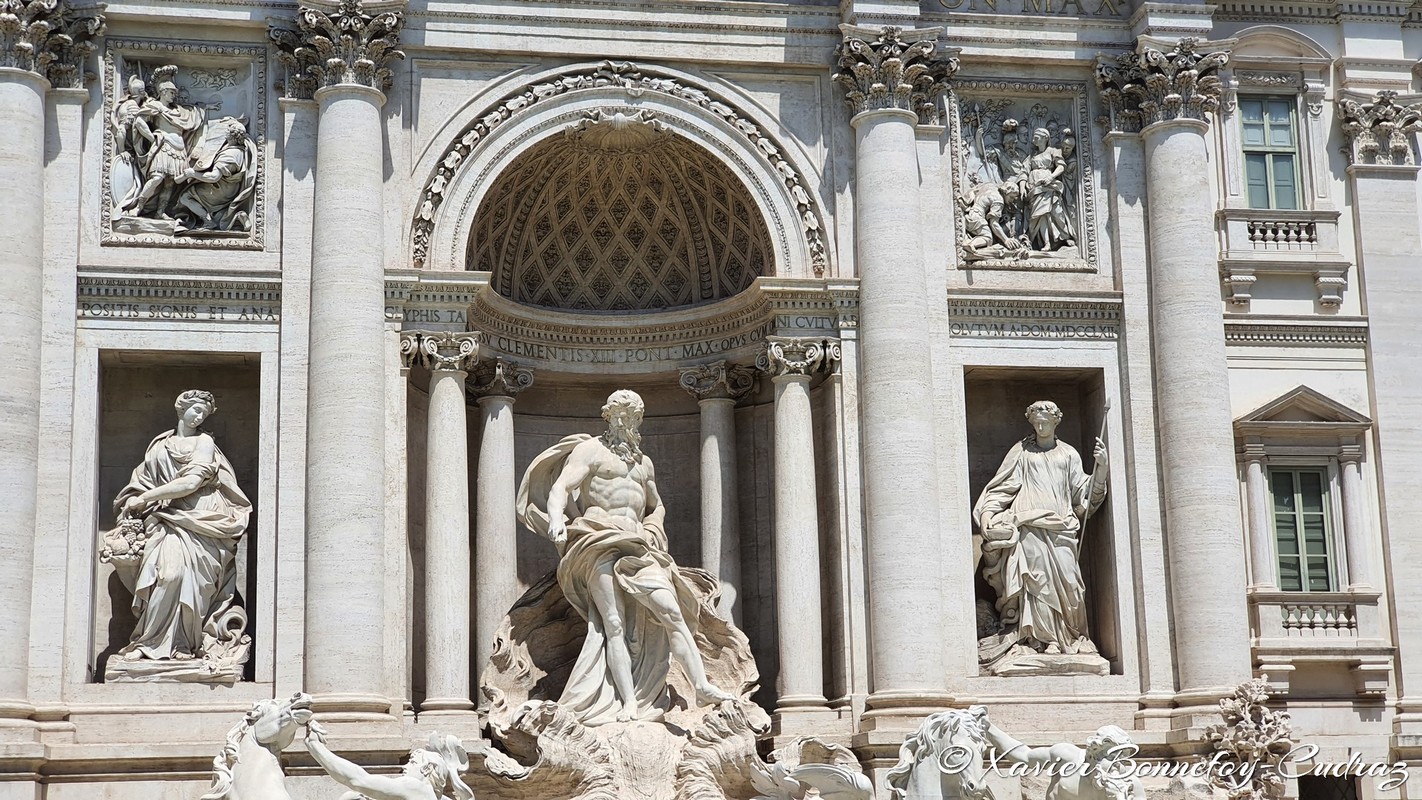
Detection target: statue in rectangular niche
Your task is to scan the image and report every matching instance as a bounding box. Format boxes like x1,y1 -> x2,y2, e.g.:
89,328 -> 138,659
98,390 -> 252,684
108,62 -> 258,239
954,94 -> 1088,270
973,400 -> 1110,676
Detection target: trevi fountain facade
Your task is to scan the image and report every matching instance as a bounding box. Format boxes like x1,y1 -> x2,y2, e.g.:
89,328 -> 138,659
0,0 -> 1419,797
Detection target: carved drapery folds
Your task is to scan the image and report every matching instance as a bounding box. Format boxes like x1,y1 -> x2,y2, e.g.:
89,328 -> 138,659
1338,90 -> 1422,166
756,337 -> 839,378
399,331 -> 479,373
1095,37 -> 1230,133
269,0 -> 405,99
468,357 -> 534,399
679,360 -> 756,401
0,0 -> 104,88
833,25 -> 959,125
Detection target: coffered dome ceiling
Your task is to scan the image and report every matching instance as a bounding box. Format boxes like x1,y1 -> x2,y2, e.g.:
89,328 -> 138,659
469,115 -> 771,313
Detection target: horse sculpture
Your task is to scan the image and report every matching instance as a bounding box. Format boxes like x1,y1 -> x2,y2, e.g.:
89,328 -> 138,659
885,706 -> 997,800
199,692 -> 313,800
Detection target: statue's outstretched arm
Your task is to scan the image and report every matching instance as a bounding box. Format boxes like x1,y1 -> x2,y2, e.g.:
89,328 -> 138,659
306,726 -> 429,800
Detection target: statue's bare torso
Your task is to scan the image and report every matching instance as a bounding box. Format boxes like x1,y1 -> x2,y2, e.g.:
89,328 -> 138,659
569,437 -> 656,527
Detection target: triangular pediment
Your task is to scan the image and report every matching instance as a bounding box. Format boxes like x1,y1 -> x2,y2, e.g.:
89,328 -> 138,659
1236,385 -> 1371,426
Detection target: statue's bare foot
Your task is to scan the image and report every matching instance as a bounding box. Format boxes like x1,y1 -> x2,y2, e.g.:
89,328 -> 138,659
1043,642 -> 1062,655
695,683 -> 736,706
121,649 -> 145,662
616,702 -> 637,723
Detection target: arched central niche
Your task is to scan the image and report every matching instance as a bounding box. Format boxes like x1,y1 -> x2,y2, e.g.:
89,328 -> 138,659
468,111 -> 771,313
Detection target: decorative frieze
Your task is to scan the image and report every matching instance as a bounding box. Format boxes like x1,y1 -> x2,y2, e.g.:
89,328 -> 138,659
678,361 -> 756,401
101,40 -> 268,249
833,25 -> 959,125
268,0 -> 405,99
0,0 -> 104,88
1095,38 -> 1230,133
1222,317 -> 1368,346
400,330 -> 479,373
948,80 -> 1098,272
468,357 -> 534,399
756,337 -> 837,377
410,60 -> 828,277
1338,90 -> 1422,166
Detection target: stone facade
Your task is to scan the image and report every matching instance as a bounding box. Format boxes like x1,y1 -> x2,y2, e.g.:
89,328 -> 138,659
0,0 -> 1418,797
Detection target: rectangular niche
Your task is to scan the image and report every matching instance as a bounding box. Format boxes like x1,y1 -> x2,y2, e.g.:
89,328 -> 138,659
947,79 -> 1099,273
92,351 -> 262,683
102,39 -> 268,249
963,366 -> 1120,676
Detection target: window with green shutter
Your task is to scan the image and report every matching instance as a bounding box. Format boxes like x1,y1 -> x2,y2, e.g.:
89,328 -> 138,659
1240,97 -> 1301,211
1269,467 -> 1336,592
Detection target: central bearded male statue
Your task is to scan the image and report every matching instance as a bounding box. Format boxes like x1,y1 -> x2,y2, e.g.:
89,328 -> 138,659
515,390 -> 736,725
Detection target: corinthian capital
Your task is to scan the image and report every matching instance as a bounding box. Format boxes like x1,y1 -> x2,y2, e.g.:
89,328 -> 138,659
269,0 -> 405,98
468,357 -> 534,399
756,337 -> 839,378
679,361 -> 756,401
400,331 -> 479,372
1095,37 -> 1230,133
834,24 -> 959,124
0,0 -> 104,88
1338,90 -> 1422,166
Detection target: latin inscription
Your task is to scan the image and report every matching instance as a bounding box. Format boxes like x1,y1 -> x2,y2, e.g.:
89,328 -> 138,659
79,302 -> 277,321
950,321 -> 1119,339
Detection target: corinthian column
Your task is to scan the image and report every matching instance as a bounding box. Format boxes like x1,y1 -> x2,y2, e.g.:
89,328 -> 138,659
0,0 -> 102,715
469,357 -> 534,684
833,25 -> 956,721
403,332 -> 479,716
757,338 -> 835,724
1097,38 -> 1251,707
1337,89 -> 1422,732
271,2 -> 405,717
678,361 -> 756,624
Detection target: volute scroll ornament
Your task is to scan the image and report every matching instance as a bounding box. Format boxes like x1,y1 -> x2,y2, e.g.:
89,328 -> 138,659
833,24 -> 960,125
679,360 -> 756,401
755,337 -> 837,378
468,356 -> 535,399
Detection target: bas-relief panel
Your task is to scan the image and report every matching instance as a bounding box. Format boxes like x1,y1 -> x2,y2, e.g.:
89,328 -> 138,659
101,40 -> 267,250
948,80 -> 1098,273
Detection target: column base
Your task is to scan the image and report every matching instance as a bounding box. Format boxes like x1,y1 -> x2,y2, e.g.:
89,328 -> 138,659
1167,685 -> 1239,735
307,692 -> 401,724
420,697 -> 475,714
859,689 -> 955,731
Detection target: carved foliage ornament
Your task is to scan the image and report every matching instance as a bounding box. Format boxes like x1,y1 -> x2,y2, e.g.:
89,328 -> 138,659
0,0 -> 103,88
679,360 -> 756,401
1204,678 -> 1296,800
833,25 -> 960,124
268,0 -> 405,98
412,60 -> 828,276
1338,90 -> 1422,166
1095,38 -> 1230,133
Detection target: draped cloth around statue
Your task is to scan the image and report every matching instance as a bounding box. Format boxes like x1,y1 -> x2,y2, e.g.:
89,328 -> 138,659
515,434 -> 704,726
974,437 -> 1105,655
115,430 -> 251,660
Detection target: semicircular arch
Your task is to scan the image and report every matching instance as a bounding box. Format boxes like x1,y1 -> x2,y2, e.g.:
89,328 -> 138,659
410,61 -> 830,279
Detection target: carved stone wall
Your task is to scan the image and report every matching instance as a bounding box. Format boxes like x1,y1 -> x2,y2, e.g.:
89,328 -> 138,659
470,115 -> 770,312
